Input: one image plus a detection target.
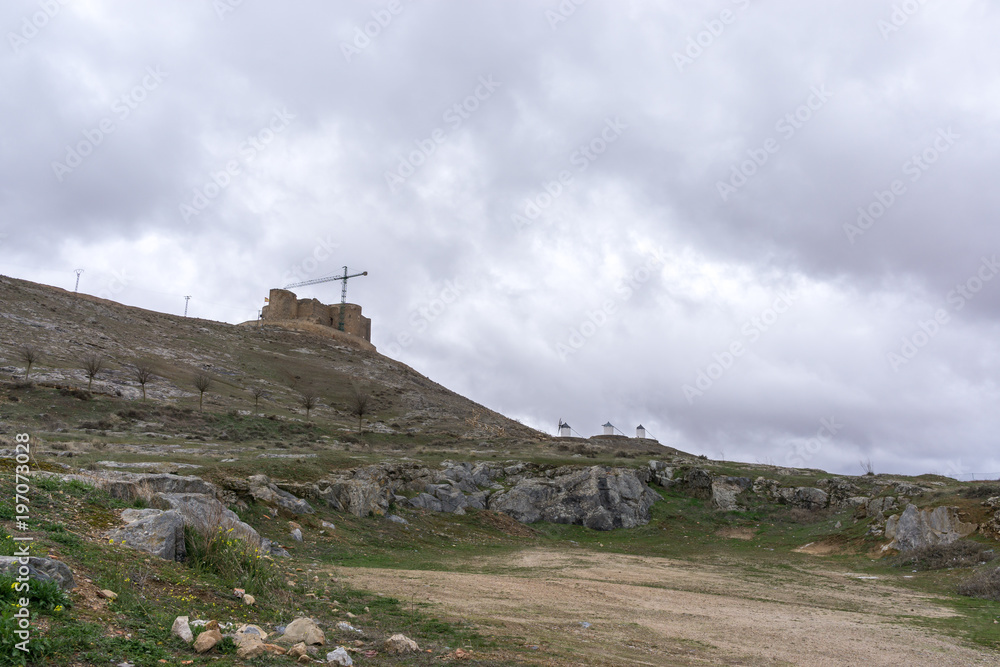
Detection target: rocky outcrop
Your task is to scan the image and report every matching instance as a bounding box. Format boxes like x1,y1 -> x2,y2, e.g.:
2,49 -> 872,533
488,466 -> 658,530
106,509 -> 186,561
885,504 -> 978,551
711,477 -> 751,511
248,474 -> 314,514
0,556 -> 75,590
150,492 -> 261,545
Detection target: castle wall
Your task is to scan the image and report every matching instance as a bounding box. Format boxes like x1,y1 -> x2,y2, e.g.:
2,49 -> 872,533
261,288 -> 371,342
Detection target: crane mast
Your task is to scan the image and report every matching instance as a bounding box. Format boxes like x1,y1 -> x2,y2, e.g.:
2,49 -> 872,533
283,265 -> 368,332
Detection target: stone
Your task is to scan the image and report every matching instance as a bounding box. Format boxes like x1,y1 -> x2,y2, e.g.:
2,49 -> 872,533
234,624 -> 268,643
326,646 -> 353,665
248,474 -> 315,514
171,616 -> 193,643
648,461 -> 674,487
711,477 -> 751,511
312,467 -> 395,517
262,644 -> 287,654
149,493 -> 261,545
193,629 -> 222,653
283,617 -> 325,645
386,514 -> 408,525
298,655 -> 313,665
243,594 -> 256,606
236,638 -> 265,659
488,466 -> 658,530
287,642 -> 309,658
792,487 -> 829,510
885,504 -> 979,552
0,556 -> 75,590
322,520 -> 337,530
384,633 -> 419,654
105,509 -> 186,561
99,590 -> 118,600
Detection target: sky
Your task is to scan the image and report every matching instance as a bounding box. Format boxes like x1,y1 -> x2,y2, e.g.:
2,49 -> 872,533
2,0 -> 999,478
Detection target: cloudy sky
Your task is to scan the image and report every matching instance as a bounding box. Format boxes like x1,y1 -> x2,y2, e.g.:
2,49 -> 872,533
3,0 -> 999,478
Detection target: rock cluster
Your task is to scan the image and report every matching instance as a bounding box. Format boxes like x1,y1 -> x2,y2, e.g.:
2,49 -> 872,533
884,504 -> 978,551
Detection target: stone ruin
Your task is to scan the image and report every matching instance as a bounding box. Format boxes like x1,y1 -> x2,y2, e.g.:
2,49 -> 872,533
260,288 -> 371,342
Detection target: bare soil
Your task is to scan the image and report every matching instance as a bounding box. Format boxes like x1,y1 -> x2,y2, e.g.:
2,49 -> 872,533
338,548 -> 999,666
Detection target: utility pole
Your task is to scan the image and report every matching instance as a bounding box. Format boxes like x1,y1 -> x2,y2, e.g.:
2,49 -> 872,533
74,269 -> 84,293
184,296 -> 191,317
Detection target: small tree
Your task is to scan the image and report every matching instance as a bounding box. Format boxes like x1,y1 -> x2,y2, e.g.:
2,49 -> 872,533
299,389 -> 319,421
193,373 -> 212,412
349,386 -> 371,434
80,354 -> 104,390
131,362 -> 155,401
249,385 -> 265,411
860,458 -> 875,476
18,346 -> 40,380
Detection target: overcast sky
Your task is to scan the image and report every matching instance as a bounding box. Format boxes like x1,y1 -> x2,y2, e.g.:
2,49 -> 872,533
3,0 -> 999,478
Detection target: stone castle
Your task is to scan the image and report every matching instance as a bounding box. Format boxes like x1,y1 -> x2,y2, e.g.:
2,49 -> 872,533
260,288 -> 372,342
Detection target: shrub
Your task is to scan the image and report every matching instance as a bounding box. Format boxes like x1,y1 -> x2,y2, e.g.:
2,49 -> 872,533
183,526 -> 278,596
958,567 -> 1000,602
0,573 -> 71,612
892,540 -> 997,571
960,484 -> 1000,499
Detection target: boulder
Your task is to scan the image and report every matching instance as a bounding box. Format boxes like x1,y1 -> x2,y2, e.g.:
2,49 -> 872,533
866,496 -> 897,519
384,633 -> 419,654
711,477 -> 751,511
0,556 -> 75,591
149,493 -> 261,545
792,487 -> 829,510
193,628 -> 222,653
282,617 -> 325,645
885,504 -> 978,551
678,468 -> 713,499
106,509 -> 186,561
327,646 -> 353,666
488,466 -> 658,530
171,616 -> 193,643
248,474 -> 314,514
313,477 -> 391,517
647,461 -> 674,487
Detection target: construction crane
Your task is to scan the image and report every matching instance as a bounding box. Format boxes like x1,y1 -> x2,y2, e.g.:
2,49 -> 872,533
284,266 -> 368,332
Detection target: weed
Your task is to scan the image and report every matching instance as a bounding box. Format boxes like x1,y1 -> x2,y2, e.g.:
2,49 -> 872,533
183,525 -> 279,596
892,541 -> 997,571
958,567 -> 1000,602
961,484 -> 1000,499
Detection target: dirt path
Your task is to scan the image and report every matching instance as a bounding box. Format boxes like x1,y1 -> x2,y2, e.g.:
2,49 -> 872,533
335,548 -> 998,666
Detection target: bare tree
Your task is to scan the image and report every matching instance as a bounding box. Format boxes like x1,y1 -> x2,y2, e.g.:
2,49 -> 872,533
860,458 -> 875,476
193,373 -> 212,411
131,362 -> 155,401
299,389 -> 319,421
80,354 -> 104,390
349,385 -> 371,434
18,346 -> 40,380
249,385 -> 265,411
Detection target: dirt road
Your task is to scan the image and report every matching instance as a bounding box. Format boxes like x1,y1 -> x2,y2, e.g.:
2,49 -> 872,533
338,548 -> 999,666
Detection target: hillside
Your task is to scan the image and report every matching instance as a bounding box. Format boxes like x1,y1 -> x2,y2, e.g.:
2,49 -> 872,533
1,275 -> 999,665
0,275 -> 540,444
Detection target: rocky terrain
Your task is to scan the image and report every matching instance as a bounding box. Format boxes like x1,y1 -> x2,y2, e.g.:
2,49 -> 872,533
2,276 -> 1000,665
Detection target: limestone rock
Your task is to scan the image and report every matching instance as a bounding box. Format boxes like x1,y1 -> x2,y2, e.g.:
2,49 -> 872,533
488,466 -> 658,530
0,556 -> 75,590
885,504 -> 978,551
326,646 -> 353,665
236,638 -> 265,659
384,633 -> 419,654
193,628 -> 222,653
171,616 -> 193,643
248,474 -> 314,514
99,589 -> 117,600
290,527 -> 303,542
647,461 -> 674,487
313,477 -> 391,517
105,509 -> 186,561
149,492 -> 261,545
283,617 -> 325,645
711,477 -> 751,511
243,594 -> 256,606
287,642 -> 309,658
792,487 -> 829,510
